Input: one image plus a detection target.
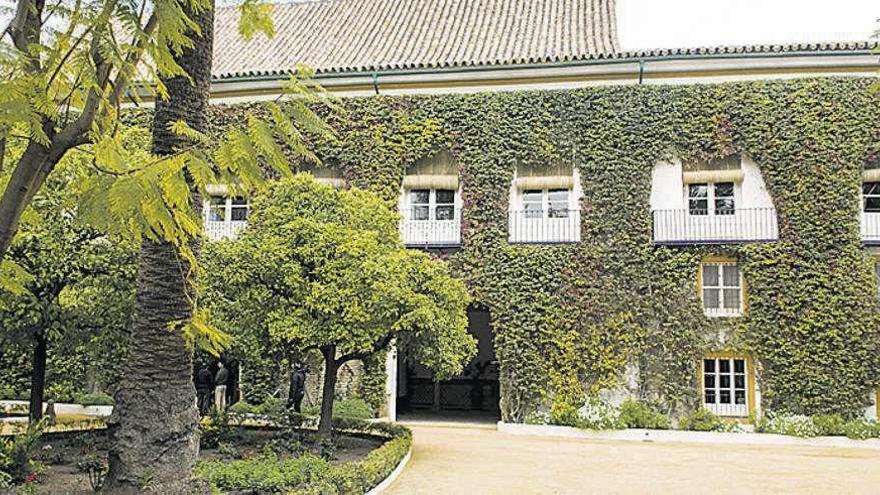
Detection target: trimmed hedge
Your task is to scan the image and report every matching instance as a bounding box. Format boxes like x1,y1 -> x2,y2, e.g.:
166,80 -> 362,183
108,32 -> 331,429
196,419 -> 411,494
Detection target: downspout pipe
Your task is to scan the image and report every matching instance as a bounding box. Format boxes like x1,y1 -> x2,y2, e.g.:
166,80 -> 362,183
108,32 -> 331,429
638,58 -> 645,85
372,70 -> 380,95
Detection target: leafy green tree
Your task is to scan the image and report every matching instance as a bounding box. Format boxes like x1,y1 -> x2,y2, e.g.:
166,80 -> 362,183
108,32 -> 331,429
203,176 -> 477,437
0,168 -> 136,421
2,0 -> 326,487
0,0 -> 277,270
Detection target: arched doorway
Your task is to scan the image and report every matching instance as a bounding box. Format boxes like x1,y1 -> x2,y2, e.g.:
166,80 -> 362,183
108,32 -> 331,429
396,305 -> 500,421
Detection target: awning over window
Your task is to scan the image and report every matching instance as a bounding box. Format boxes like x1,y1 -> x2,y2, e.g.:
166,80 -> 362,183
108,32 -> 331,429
515,162 -> 574,190
682,155 -> 743,184
206,184 -> 229,196
682,170 -> 745,184
302,164 -> 346,189
403,151 -> 460,190
863,168 -> 880,182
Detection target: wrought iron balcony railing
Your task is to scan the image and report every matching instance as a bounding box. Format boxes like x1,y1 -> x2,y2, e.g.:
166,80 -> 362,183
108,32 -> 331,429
508,209 -> 581,244
861,212 -> 880,244
652,208 -> 778,244
204,220 -> 248,241
400,208 -> 462,247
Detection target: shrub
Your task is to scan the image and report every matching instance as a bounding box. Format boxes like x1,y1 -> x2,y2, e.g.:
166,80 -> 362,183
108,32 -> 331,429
73,392 -> 114,407
755,413 -> 821,438
0,420 -> 45,483
812,414 -> 847,436
227,401 -> 257,415
255,398 -> 284,417
678,408 -> 729,432
45,383 -> 75,403
618,399 -> 670,430
576,397 -> 623,430
76,453 -> 108,492
200,410 -> 233,450
548,403 -> 580,427
0,385 -> 17,401
333,398 -> 374,420
197,452 -> 332,492
197,420 -> 412,494
524,410 -> 550,425
842,420 -> 880,440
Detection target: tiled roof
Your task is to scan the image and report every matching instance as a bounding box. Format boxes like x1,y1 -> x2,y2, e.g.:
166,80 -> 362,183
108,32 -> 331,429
211,0 -> 878,80
212,0 -> 620,78
616,41 -> 879,59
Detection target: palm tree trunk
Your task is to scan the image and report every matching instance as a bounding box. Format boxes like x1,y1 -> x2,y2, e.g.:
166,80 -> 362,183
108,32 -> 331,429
104,1 -> 214,492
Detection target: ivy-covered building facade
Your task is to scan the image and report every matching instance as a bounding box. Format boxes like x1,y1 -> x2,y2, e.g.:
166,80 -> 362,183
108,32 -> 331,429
201,0 -> 880,423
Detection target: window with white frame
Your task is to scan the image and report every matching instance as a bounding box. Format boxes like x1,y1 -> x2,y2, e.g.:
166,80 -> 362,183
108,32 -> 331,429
688,182 -> 735,216
874,262 -> 880,296
701,261 -> 742,317
863,182 -> 880,212
702,357 -> 749,417
521,188 -> 571,218
407,189 -> 456,221
207,196 -> 249,223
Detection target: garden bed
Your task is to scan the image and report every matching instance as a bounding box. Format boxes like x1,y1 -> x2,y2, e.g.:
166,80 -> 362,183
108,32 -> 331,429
4,418 -> 411,494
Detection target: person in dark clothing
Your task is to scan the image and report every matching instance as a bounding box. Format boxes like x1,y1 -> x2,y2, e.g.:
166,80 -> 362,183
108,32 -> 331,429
214,362 -> 229,411
287,363 -> 308,413
195,363 -> 214,415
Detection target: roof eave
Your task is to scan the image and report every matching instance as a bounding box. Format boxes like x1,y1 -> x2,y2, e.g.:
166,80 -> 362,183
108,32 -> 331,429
212,48 -> 880,84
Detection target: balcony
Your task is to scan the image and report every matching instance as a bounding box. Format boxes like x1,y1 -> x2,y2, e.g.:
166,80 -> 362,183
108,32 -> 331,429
508,209 -> 581,244
204,220 -> 247,241
400,208 -> 462,247
862,212 -> 880,245
652,208 -> 778,244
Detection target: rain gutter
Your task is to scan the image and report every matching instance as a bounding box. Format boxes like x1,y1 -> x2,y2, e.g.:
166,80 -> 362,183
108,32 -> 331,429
212,49 -> 878,85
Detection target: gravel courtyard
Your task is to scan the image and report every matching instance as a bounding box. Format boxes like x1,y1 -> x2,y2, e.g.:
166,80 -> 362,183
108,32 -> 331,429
386,423 -> 880,494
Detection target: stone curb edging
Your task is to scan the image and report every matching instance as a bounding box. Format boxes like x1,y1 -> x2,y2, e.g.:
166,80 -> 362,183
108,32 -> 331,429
497,421 -> 880,450
365,444 -> 413,495
0,400 -> 112,417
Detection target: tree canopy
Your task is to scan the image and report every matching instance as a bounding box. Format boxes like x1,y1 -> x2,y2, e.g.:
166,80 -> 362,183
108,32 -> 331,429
203,175 -> 477,433
0,155 -> 136,417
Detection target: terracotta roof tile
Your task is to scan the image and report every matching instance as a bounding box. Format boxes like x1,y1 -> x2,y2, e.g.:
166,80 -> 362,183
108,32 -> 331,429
212,0 -> 621,78
211,0 -> 877,80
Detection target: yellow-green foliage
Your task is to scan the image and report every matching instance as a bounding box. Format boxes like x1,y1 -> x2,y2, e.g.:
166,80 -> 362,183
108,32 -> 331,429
196,420 -> 412,494
202,175 -> 476,380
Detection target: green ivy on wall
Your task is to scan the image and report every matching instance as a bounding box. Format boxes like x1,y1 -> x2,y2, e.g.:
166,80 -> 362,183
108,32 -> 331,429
136,77 -> 880,421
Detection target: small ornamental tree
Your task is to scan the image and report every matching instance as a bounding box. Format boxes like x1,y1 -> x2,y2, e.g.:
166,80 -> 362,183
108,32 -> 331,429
203,175 -> 477,436
0,164 -> 135,421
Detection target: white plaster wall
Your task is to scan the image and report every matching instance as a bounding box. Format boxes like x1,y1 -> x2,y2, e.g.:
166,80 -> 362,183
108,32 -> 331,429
650,156 -> 773,211
753,379 -> 763,418
740,154 -> 775,209
866,390 -> 878,421
384,342 -> 397,421
573,166 -> 584,207
598,362 -> 640,407
649,159 -> 684,211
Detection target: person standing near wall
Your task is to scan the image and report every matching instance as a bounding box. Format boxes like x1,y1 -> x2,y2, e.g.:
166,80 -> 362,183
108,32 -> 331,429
195,363 -> 213,415
287,363 -> 308,413
214,362 -> 229,411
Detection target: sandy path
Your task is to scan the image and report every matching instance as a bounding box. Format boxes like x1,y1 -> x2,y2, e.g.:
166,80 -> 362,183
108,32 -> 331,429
385,423 -> 880,494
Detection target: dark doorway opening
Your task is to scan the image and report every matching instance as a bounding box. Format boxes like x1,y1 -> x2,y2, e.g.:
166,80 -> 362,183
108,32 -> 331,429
396,305 -> 500,420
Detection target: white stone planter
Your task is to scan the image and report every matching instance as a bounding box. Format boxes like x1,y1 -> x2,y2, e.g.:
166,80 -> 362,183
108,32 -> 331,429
1,400 -> 113,417
497,421 -> 880,451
